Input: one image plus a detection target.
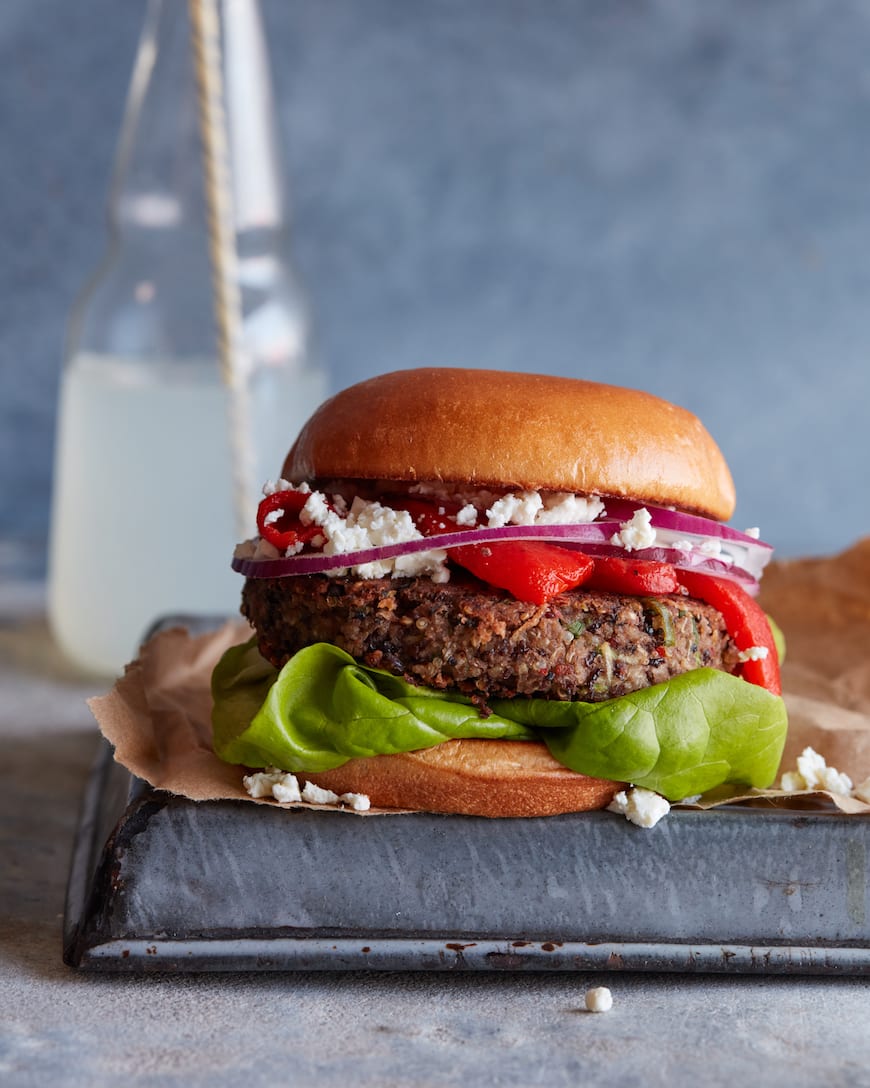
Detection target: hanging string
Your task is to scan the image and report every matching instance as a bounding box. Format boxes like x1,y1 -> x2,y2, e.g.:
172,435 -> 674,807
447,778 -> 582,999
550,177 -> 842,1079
188,0 -> 255,536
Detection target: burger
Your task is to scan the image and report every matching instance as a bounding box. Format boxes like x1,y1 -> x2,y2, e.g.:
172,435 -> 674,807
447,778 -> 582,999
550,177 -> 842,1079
211,368 -> 787,817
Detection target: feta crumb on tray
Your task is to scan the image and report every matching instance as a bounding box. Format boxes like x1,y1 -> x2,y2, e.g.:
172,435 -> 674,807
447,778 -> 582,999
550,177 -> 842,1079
607,787 -> 670,828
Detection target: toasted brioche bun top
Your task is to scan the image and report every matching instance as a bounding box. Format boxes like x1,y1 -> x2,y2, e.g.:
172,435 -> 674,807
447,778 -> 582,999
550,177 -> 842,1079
283,368 -> 736,521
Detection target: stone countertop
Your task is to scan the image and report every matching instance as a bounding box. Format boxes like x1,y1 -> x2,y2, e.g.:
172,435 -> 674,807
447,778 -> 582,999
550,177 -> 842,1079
2,582 -> 870,1087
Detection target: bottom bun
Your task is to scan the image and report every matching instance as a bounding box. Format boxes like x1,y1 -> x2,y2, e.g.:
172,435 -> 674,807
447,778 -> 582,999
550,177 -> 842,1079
303,738 -> 624,818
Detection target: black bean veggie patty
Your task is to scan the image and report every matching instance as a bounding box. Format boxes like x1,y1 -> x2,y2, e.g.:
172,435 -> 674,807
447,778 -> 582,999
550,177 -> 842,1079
242,574 -> 738,703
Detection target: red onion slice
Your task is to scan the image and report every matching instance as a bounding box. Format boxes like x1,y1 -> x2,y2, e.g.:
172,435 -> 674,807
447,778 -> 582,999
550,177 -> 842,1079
603,500 -> 771,550
233,522 -> 619,577
232,518 -> 764,593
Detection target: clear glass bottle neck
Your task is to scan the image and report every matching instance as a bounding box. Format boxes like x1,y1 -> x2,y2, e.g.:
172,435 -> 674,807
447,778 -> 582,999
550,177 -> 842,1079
67,0 -> 309,371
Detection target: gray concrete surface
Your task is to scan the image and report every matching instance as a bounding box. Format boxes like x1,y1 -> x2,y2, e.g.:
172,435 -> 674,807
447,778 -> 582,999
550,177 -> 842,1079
4,0 -> 870,576
3,581 -> 870,1088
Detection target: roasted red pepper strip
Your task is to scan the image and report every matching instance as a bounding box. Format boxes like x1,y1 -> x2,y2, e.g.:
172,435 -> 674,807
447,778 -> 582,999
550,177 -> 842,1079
256,490 -> 322,552
677,570 -> 781,695
585,555 -> 681,595
399,499 -> 595,603
450,541 -> 596,605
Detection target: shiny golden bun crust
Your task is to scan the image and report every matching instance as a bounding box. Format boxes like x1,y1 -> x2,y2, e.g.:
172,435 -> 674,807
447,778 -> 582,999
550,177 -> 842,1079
301,739 -> 623,817
284,368 -> 736,521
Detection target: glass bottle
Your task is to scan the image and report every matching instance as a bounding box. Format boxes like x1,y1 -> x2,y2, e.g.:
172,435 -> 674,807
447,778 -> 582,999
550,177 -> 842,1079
48,0 -> 327,676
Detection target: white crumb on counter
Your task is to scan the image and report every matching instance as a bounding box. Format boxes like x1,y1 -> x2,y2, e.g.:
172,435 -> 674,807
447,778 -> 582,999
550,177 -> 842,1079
608,787 -> 671,828
585,987 -> 613,1013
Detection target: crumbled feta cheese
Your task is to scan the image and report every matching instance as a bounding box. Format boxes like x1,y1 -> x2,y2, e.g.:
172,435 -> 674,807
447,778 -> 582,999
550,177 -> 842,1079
301,781 -> 341,806
242,767 -> 301,802
262,478 -> 292,496
779,746 -> 854,796
486,491 -> 544,527
585,987 -> 613,1013
737,645 -> 769,663
297,491 -> 450,582
242,769 -> 283,799
340,792 -> 372,812
300,490 -> 334,529
485,490 -> 607,528
608,787 -> 670,828
272,775 -> 302,804
610,508 -> 656,552
455,503 -> 478,526
534,493 -> 605,525
242,769 -> 370,810
744,527 -> 761,539
390,548 -> 451,582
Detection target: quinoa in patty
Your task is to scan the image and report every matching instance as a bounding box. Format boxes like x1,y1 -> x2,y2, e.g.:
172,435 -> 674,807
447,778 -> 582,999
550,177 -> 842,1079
241,574 -> 739,704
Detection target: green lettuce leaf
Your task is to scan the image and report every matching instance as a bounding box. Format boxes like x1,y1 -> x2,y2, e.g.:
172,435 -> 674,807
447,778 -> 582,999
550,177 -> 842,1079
211,640 -> 788,800
212,639 -> 533,772
491,669 -> 787,798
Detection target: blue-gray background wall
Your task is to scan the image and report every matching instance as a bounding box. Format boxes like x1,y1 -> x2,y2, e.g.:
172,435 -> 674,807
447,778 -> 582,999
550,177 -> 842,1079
3,0 -> 870,578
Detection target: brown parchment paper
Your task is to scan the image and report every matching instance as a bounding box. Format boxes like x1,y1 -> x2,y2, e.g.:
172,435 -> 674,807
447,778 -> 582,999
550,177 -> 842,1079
89,538 -> 870,814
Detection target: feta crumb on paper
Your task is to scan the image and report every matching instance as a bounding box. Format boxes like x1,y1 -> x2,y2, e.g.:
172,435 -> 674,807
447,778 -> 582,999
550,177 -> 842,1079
242,769 -> 371,811
272,776 -> 302,804
610,507 -> 656,552
242,767 -> 296,800
779,746 -> 854,796
340,792 -> 372,812
301,781 -> 341,806
585,987 -> 613,1013
607,787 -> 670,828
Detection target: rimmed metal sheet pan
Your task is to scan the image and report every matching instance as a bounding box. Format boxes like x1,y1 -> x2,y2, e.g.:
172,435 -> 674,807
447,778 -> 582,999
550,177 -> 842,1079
64,740 -> 870,974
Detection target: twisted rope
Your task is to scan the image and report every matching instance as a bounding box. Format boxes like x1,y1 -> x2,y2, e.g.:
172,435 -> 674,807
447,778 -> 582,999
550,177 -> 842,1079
188,0 -> 255,535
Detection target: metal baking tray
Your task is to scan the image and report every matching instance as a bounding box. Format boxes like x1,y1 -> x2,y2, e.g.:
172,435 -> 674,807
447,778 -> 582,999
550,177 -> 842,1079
64,738 -> 870,974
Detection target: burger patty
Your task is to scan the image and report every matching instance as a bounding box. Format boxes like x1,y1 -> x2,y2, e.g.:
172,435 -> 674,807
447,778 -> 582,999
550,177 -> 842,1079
242,575 -> 739,703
